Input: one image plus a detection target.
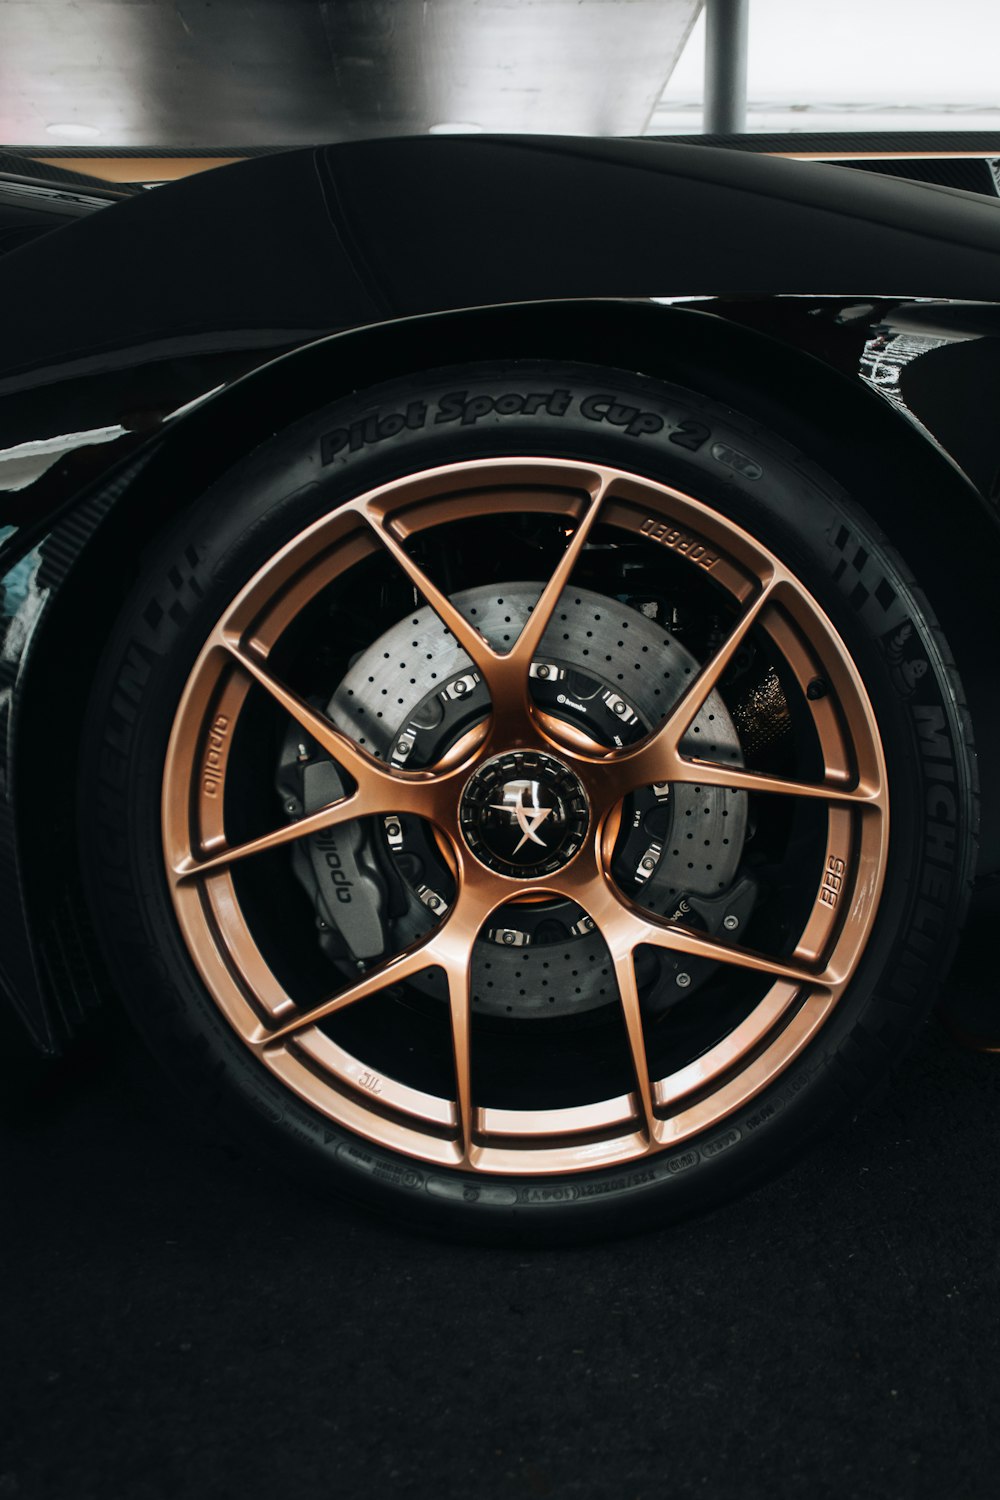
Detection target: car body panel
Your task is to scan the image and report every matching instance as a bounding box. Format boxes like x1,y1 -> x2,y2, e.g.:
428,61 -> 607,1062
3,134 -> 1000,1049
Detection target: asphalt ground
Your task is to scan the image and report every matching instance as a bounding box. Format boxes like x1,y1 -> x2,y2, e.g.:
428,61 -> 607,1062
5,907 -> 1000,1500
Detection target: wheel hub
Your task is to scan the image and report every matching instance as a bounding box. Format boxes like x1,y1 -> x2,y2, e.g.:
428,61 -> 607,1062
459,751 -> 590,878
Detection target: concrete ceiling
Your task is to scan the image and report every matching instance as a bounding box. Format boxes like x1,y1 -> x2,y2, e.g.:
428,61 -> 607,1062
0,0 -> 703,147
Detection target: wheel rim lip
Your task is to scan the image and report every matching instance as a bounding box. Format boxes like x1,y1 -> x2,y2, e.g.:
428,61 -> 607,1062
161,456 -> 889,1176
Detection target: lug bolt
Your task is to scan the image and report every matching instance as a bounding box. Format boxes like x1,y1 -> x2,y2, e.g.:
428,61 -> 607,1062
806,678 -> 828,701
676,971 -> 692,988
536,665 -> 550,679
502,931 -> 516,945
386,823 -> 400,839
723,914 -> 739,931
286,800 -> 299,815
641,857 -> 656,872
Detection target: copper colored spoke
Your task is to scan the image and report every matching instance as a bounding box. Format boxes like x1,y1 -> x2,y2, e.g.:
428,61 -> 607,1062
636,917 -> 834,991
173,793 -> 365,882
622,578 -> 778,789
671,760 -> 881,805
218,633 -> 404,794
360,508 -> 498,679
445,964 -> 475,1164
509,473 -> 611,668
250,933 -> 441,1048
612,951 -> 659,1141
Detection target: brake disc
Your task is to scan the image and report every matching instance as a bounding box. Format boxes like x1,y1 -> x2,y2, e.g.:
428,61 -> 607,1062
280,583 -> 748,1018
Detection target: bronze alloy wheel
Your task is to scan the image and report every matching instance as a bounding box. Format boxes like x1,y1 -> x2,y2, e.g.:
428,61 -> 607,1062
163,458 -> 887,1174
83,362 -> 975,1239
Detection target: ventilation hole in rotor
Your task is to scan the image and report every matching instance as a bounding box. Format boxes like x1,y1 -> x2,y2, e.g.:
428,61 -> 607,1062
586,631 -> 593,638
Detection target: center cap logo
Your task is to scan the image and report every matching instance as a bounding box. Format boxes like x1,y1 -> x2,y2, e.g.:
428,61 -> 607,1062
460,752 -> 589,877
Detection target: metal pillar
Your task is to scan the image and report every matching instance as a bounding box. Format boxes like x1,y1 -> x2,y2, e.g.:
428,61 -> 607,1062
704,0 -> 749,135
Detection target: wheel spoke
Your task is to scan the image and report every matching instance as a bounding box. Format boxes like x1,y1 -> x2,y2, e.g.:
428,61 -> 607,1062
173,792 -> 364,882
507,472 -> 612,668
219,633 -> 405,795
622,578 -> 778,789
445,963 -> 475,1165
636,916 -> 834,990
360,507 -> 499,679
671,759 -> 880,805
250,931 -> 442,1047
612,951 -> 659,1141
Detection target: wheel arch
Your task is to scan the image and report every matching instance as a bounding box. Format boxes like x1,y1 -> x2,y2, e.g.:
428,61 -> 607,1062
12,295 -> 1000,1049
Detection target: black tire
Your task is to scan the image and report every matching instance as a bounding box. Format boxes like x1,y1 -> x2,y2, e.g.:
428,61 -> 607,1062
80,360 -> 977,1242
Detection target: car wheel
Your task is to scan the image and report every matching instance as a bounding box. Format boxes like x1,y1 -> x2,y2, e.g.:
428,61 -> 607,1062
81,360 -> 976,1240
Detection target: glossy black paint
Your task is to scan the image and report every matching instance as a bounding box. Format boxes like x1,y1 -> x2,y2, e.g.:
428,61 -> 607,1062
3,134 -> 1000,1049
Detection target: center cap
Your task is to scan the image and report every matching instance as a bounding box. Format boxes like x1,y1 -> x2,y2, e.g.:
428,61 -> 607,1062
460,752 -> 590,878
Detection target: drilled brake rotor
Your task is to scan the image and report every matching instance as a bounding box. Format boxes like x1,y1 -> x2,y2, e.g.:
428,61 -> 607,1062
285,583 -> 747,1018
